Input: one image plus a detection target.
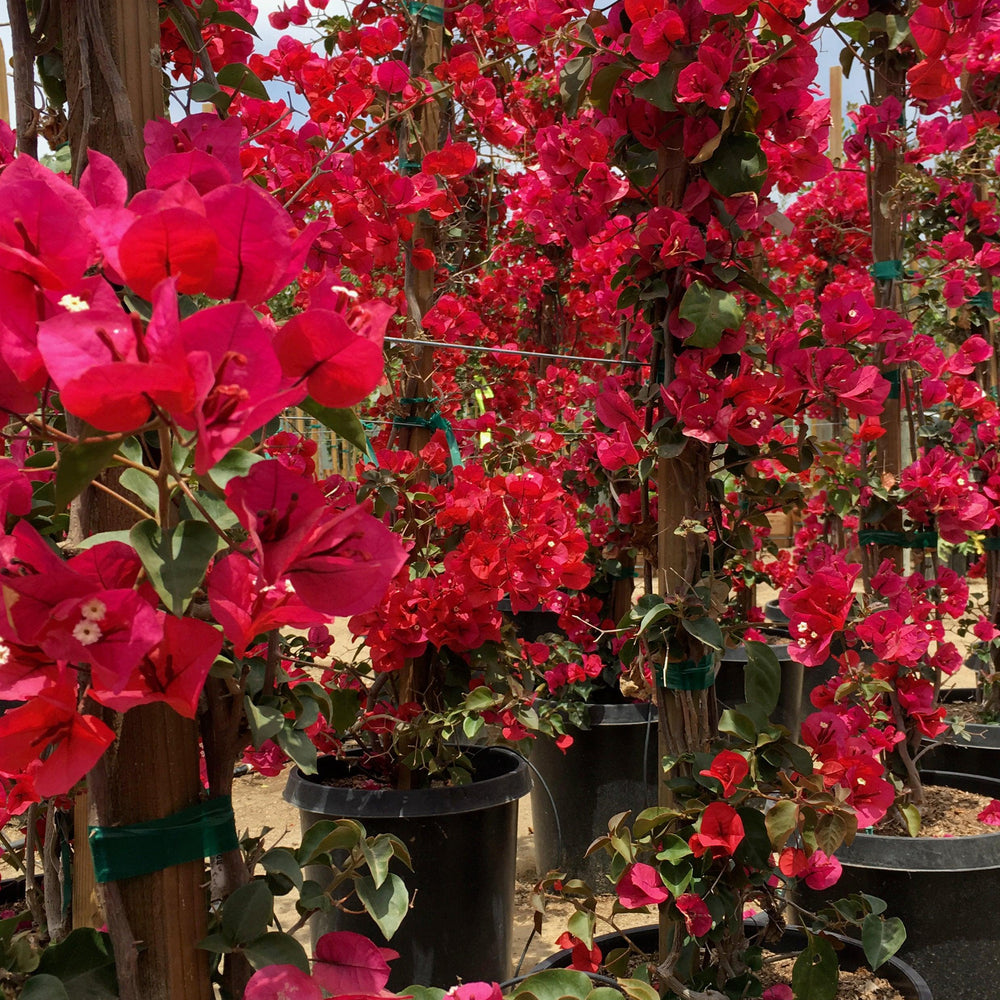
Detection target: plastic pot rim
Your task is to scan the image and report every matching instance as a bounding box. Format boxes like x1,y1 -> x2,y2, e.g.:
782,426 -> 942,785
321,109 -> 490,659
283,745 -> 531,819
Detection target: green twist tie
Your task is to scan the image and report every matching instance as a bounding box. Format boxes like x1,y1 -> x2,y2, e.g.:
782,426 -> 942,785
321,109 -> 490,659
89,796 -> 239,884
858,529 -> 938,549
399,156 -> 423,175
884,367 -> 901,400
968,291 -> 995,311
407,1 -> 445,22
395,397 -> 462,468
658,653 -> 717,691
982,537 -> 1000,551
871,260 -> 911,282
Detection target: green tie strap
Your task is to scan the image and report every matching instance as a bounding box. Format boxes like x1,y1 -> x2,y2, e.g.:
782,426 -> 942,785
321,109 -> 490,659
858,529 -> 938,549
89,796 -> 239,884
968,291 -> 994,311
884,367 -> 901,400
658,653 -> 717,691
407,1 -> 445,22
871,260 -> 909,282
398,156 -> 423,175
395,396 -> 463,468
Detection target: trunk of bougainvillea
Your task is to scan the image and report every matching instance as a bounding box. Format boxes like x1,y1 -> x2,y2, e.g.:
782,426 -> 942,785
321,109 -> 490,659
869,44 -> 908,575
8,1 -> 38,158
394,0 -> 445,461
201,675 -> 255,998
870,41 -> 924,805
61,4 -> 213,999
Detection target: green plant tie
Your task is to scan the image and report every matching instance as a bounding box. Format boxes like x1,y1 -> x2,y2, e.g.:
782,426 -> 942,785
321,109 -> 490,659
406,1 -> 445,22
89,796 -> 239,884
394,396 -> 462,468
858,529 -> 938,549
398,156 -> 423,175
658,653 -> 717,691
361,419 -> 380,467
871,260 -> 909,282
884,367 -> 901,400
968,291 -> 995,311
982,537 -> 1000,551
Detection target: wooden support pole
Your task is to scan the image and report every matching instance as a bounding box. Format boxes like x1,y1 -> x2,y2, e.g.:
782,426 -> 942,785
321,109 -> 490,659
829,66 -> 843,166
0,38 -> 10,126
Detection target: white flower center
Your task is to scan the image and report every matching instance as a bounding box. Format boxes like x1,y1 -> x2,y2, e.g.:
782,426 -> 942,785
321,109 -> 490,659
58,294 -> 90,312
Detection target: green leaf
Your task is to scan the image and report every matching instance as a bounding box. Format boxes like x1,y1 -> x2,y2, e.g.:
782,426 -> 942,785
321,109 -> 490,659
718,708 -> 758,745
815,811 -> 851,858
361,835 -> 394,890
559,55 -> 592,114
221,881 -> 273,947
703,131 -> 768,196
791,933 -> 838,1000
72,530 -> 134,550
197,932 -> 235,954
355,872 -> 409,940
744,640 -> 781,714
297,819 -> 365,865
243,932 -> 310,973
632,64 -> 678,112
326,688 -> 362,734
900,803 -> 921,837
203,447 -> 262,489
260,848 -> 304,891
130,519 -> 221,615
862,915 -> 906,970
619,979 -> 659,1000
210,9 -> 260,34
190,80 -> 221,103
509,969 -> 601,1000
19,976 -> 71,1000
680,616 -> 724,650
55,435 -> 122,510
33,928 -> 117,1000
118,467 -> 160,513
678,281 -> 744,349
764,799 -> 799,852
567,908 -> 595,949
405,987 -> 448,1000
589,62 -> 626,112
463,715 -> 485,739
300,397 -> 369,452
464,687 -> 499,712
276,726 -> 317,775
216,62 -> 269,99
245,701 -> 285,745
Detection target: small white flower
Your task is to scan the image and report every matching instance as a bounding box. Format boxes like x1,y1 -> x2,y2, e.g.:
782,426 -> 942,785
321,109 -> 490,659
58,294 -> 90,313
73,620 -> 102,646
0,643 -> 9,666
80,597 -> 107,621
796,622 -> 809,634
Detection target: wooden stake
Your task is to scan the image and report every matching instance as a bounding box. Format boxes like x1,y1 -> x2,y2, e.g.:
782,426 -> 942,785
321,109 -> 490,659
829,66 -> 843,166
0,38 -> 10,126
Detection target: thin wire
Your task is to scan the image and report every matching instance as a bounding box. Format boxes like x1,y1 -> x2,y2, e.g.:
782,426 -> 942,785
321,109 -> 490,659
385,336 -> 645,368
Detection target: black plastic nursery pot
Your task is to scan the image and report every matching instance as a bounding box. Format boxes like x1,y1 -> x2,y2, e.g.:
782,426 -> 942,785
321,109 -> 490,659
529,923 -> 932,999
801,770 -> 1000,1000
283,746 -> 531,990
530,701 -> 657,887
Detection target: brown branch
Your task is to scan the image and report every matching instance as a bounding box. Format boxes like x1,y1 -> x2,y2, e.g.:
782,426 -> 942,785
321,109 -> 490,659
10,0 -> 39,158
